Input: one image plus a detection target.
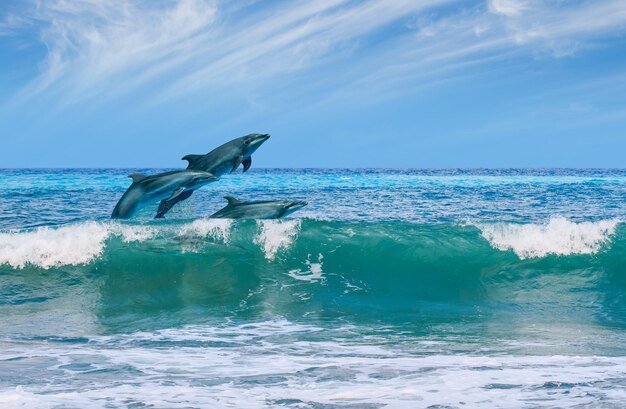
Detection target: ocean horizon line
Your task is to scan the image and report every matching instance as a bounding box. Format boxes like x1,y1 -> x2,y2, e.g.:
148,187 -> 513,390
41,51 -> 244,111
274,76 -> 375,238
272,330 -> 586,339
2,167 -> 626,171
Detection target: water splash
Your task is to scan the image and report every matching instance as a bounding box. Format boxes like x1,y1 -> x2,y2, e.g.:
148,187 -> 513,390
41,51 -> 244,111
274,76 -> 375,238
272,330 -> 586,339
253,219 -> 301,260
0,222 -> 110,269
478,216 -> 619,259
178,218 -> 232,243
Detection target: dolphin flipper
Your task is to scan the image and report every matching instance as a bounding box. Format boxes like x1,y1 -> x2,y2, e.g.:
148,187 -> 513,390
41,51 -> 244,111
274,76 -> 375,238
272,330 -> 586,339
242,157 -> 252,172
155,188 -> 194,219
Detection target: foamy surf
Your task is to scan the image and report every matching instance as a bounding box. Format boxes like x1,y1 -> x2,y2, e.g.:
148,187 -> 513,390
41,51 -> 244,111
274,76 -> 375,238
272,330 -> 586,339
0,217 -> 622,269
254,219 -> 301,260
178,218 -> 233,243
2,321 -> 626,409
111,224 -> 158,243
0,219 -> 304,269
0,222 -> 172,269
0,222 -> 110,269
0,222 -> 167,268
478,216 -> 619,259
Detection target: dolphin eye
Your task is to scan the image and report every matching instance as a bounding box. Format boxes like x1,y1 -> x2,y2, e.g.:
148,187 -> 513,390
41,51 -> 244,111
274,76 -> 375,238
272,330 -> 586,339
244,140 -> 250,145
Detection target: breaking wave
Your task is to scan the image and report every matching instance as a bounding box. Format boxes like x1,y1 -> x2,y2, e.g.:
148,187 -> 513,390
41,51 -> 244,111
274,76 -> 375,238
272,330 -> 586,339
0,222 -> 111,269
2,216 -> 626,337
0,217 -> 621,269
253,219 -> 301,260
477,216 -> 619,259
0,219 -> 304,269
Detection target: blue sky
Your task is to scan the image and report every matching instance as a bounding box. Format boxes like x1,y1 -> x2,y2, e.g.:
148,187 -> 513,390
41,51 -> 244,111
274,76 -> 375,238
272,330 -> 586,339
1,0 -> 625,168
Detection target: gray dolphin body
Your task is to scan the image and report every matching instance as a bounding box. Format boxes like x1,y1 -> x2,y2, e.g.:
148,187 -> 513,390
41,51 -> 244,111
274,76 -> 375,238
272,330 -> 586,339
210,196 -> 307,219
112,170 -> 218,219
155,133 -> 271,218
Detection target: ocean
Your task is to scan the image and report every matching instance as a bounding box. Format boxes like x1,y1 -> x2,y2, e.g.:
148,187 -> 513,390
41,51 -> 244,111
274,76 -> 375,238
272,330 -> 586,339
1,168 -> 626,408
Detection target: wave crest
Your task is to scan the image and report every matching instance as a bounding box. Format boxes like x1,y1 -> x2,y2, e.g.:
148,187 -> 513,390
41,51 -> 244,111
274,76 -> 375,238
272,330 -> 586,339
0,219 -> 304,269
478,217 -> 619,259
0,222 -> 110,269
178,219 -> 232,243
1,218 -> 621,269
254,219 -> 301,260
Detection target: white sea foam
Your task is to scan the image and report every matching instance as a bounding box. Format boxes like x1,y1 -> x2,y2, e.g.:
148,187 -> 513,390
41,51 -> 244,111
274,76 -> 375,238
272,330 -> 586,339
253,219 -> 301,260
0,217 -> 299,268
0,219 -> 239,269
288,253 -> 324,282
3,322 -> 626,408
111,224 -> 158,243
0,222 -> 161,269
0,222 -> 111,269
178,219 -> 232,243
478,216 -> 619,259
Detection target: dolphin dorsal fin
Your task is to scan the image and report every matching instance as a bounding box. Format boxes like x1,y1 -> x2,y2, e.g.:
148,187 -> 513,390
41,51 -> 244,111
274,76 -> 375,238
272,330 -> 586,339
182,154 -> 203,168
128,173 -> 148,183
224,196 -> 242,205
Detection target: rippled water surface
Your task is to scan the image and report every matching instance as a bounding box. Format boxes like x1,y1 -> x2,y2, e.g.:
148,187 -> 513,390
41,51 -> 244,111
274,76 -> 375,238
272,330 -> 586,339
2,168 -> 626,228
1,169 -> 626,408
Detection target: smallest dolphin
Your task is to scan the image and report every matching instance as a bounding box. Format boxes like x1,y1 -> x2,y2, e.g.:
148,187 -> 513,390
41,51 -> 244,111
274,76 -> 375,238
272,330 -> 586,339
112,170 -> 218,219
210,196 -> 307,219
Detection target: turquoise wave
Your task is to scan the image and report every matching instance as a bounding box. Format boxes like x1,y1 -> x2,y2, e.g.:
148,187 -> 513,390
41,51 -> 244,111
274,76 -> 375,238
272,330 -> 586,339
1,218 -> 625,332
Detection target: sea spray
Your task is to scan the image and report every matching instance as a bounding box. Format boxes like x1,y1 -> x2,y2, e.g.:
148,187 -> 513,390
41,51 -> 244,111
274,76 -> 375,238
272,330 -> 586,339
176,218 -> 233,253
0,222 -> 110,269
112,224 -> 158,243
0,218 -> 621,269
0,221 -> 164,269
478,216 -> 619,259
253,219 -> 301,260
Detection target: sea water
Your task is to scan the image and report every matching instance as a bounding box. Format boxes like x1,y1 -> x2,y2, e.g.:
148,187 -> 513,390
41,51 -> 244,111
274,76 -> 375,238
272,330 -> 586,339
1,168 -> 626,408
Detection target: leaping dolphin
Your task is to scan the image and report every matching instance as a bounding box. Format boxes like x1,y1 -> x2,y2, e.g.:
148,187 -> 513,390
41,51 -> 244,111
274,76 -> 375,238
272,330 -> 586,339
184,133 -> 271,175
111,170 -> 219,219
156,133 -> 271,218
210,196 -> 307,219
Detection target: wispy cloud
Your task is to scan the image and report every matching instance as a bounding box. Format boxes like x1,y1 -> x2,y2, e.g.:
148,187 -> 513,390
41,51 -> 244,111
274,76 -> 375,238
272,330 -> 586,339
3,0 -> 626,107
9,0 -> 218,103
324,0 -> 626,104
488,0 -> 527,17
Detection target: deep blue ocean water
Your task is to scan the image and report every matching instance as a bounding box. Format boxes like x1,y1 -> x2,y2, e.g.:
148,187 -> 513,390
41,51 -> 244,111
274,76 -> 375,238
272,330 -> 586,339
1,168 -> 626,408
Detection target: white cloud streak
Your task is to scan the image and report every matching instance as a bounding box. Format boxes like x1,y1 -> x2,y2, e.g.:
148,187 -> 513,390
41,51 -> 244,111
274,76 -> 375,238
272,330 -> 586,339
488,0 -> 527,17
323,0 -> 626,104
3,0 -> 626,107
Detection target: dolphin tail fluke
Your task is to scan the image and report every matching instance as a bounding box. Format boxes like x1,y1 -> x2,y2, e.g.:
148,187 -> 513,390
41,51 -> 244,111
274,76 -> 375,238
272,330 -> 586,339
156,189 -> 194,218
242,157 -> 252,172
182,154 -> 203,169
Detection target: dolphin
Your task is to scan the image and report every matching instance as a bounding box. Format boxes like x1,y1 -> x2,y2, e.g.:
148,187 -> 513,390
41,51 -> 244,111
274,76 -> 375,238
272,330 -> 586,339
111,170 -> 219,219
183,133 -> 271,175
156,133 -> 271,218
210,196 -> 307,219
